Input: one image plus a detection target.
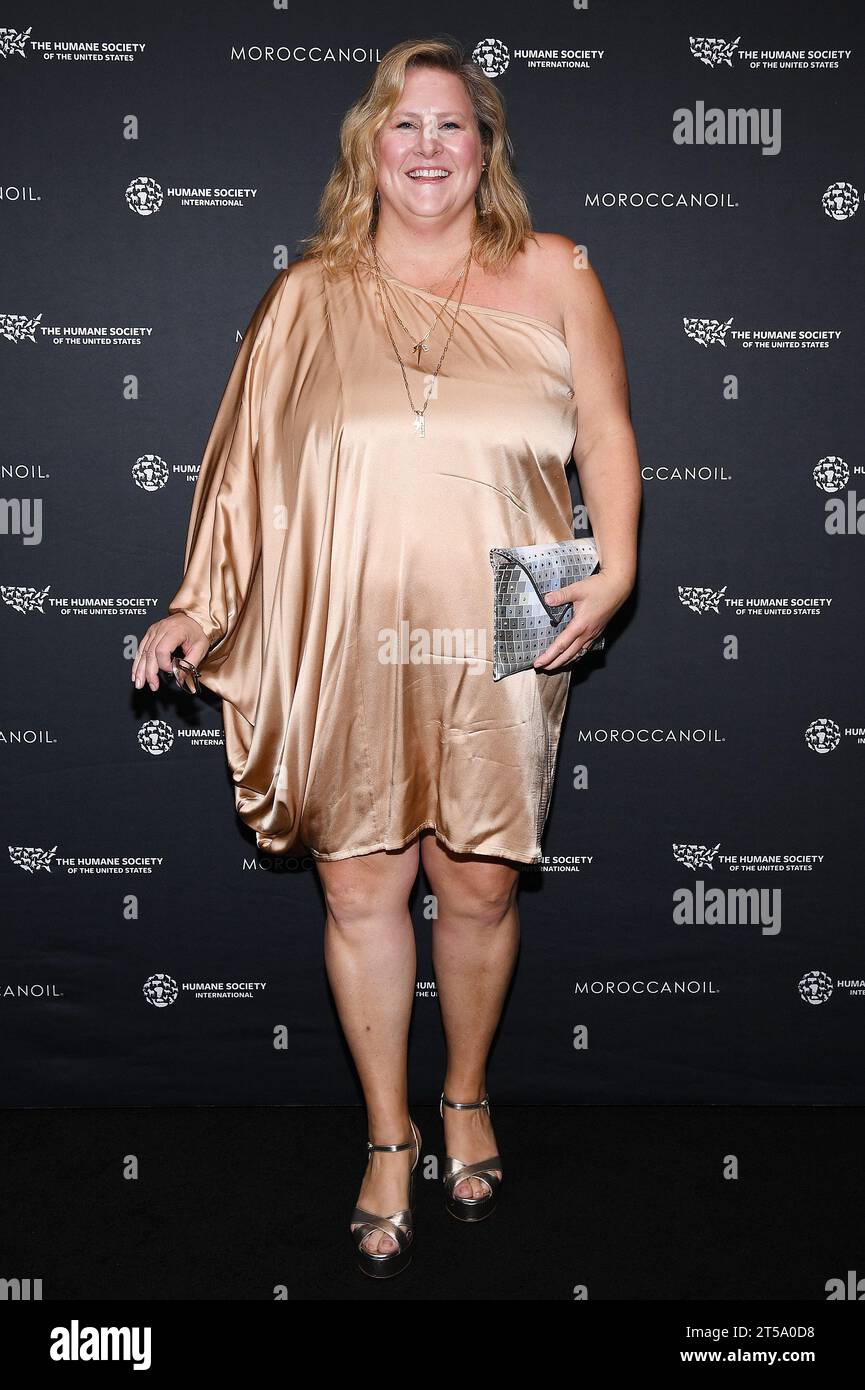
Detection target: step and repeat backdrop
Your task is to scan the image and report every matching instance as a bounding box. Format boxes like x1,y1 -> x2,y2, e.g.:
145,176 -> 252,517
2,1 -> 863,1106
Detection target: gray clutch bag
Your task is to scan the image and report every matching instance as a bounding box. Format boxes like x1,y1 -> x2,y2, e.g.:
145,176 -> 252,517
489,537 -> 605,681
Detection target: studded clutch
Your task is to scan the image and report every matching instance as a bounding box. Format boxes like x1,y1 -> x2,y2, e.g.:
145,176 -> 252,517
489,537 -> 605,681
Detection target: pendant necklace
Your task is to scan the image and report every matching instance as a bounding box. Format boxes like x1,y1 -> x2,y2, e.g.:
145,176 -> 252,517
369,236 -> 473,438
374,246 -> 474,364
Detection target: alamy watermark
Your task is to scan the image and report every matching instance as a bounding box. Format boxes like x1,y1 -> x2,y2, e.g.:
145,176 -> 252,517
377,621 -> 487,676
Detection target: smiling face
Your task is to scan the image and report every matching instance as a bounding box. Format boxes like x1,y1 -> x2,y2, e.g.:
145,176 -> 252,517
373,65 -> 485,224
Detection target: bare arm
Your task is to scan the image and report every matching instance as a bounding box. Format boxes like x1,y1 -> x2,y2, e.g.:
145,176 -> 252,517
534,235 -> 641,669
564,240 -> 640,590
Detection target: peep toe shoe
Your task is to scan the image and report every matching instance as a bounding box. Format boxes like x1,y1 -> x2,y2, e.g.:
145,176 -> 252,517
350,1118 -> 421,1278
439,1091 -> 503,1222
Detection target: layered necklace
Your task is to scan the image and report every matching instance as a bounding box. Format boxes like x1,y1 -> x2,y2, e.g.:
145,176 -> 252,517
368,235 -> 473,439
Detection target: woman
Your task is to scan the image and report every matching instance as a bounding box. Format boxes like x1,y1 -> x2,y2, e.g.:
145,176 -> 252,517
131,36 -> 640,1278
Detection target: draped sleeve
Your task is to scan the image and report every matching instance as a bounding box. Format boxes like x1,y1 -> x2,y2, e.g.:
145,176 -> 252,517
166,267 -> 289,665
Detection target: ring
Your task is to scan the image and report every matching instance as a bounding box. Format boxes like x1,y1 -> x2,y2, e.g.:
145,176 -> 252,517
171,654 -> 201,694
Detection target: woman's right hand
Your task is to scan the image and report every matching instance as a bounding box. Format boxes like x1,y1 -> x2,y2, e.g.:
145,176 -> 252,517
131,611 -> 210,692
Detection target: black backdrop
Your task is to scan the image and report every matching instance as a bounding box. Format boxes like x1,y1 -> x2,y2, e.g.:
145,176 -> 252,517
2,0 -> 863,1106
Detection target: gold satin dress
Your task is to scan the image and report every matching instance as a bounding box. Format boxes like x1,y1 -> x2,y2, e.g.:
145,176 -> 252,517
167,256 -> 579,864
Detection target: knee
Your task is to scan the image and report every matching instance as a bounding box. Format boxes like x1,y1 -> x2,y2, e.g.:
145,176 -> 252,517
321,877 -> 377,930
321,874 -> 415,935
443,875 -> 518,929
318,845 -> 419,934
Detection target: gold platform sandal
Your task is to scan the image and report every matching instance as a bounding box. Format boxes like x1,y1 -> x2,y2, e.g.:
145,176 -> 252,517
439,1092 -> 503,1222
350,1118 -> 421,1279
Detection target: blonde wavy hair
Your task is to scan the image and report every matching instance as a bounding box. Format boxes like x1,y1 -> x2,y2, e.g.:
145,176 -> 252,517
299,35 -> 536,276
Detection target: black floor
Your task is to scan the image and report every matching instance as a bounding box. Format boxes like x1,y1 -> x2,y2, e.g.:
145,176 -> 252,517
2,1105 -> 862,1300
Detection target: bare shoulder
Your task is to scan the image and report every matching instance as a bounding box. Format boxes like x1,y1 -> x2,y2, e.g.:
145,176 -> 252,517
528,235 -> 632,448
528,232 -> 614,328
529,233 -> 625,374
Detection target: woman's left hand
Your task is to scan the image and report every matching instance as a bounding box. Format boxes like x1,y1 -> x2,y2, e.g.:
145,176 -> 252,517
533,571 -> 632,672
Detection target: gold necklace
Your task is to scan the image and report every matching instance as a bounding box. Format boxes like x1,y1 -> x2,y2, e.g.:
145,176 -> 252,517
369,240 -> 473,438
375,244 -> 473,297
370,238 -> 472,366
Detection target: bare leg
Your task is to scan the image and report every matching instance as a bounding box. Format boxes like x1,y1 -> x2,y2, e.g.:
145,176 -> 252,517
420,831 -> 520,1199
316,840 -> 420,1256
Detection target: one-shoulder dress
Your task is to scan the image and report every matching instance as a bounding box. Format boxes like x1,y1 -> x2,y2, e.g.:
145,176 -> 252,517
167,256 -> 580,864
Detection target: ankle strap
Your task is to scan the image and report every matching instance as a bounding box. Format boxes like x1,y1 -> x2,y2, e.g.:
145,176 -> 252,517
439,1091 -> 490,1117
367,1137 -> 415,1153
